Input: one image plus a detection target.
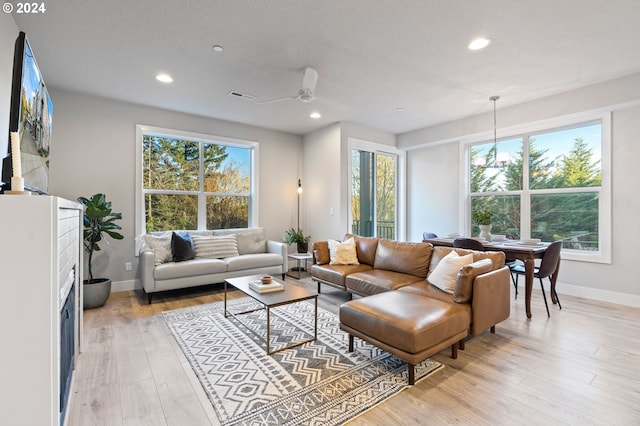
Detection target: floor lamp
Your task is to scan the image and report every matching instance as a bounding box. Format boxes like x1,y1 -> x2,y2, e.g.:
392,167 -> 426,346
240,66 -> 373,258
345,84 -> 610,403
297,179 -> 302,231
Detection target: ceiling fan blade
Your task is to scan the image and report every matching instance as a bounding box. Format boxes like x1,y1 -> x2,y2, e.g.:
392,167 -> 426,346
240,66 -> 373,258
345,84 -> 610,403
302,67 -> 318,92
258,95 -> 299,104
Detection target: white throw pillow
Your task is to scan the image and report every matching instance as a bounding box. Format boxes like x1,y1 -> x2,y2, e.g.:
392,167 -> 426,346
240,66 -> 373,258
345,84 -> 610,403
328,237 -> 359,265
140,233 -> 172,265
428,251 -> 473,294
192,234 -> 239,259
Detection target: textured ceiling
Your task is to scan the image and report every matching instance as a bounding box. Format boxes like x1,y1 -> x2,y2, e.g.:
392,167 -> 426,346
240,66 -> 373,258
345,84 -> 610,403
13,0 -> 640,135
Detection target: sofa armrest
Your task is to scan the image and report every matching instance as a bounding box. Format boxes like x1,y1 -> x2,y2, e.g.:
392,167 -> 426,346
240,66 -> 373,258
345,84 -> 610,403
470,266 -> 511,336
267,240 -> 288,275
139,251 -> 156,294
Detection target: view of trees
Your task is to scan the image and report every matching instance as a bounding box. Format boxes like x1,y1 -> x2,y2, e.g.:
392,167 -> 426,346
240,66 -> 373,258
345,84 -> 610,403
470,132 -> 601,249
143,135 -> 250,232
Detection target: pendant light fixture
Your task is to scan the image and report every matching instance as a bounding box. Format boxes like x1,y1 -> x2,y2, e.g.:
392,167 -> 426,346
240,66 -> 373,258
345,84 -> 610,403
474,96 -> 510,168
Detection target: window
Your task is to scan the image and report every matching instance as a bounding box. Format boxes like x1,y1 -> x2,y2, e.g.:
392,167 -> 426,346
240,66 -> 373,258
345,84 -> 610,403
349,139 -> 405,240
136,125 -> 257,234
465,115 -> 610,263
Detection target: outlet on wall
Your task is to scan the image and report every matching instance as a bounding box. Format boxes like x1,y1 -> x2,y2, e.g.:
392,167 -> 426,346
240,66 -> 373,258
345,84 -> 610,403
125,262 -> 132,271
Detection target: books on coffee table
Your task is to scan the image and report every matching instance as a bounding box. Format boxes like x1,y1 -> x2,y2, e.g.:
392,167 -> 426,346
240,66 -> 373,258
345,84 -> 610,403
249,280 -> 284,293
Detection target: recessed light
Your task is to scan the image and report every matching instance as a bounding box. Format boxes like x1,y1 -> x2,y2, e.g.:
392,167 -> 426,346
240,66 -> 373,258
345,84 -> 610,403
212,45 -> 224,52
310,112 -> 321,119
156,73 -> 173,83
468,37 -> 491,50
396,107 -> 404,112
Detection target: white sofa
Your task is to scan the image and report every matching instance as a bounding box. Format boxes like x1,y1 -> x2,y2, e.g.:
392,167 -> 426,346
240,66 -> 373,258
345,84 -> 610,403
138,228 -> 287,303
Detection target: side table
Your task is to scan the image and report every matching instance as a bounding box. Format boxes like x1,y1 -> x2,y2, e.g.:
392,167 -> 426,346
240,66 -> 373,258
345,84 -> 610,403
287,252 -> 312,279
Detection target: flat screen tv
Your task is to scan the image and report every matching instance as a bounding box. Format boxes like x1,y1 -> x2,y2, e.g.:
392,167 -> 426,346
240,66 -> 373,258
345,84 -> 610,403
1,31 -> 52,194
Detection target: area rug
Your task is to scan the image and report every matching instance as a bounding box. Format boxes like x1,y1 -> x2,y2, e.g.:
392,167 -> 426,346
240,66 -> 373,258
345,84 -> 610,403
163,297 -> 442,426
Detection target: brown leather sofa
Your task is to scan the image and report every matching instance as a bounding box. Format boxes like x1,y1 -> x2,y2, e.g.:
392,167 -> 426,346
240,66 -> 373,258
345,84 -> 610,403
311,234 -> 511,384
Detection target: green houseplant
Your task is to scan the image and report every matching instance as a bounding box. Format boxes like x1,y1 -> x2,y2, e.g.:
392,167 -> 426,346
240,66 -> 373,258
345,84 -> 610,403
284,227 -> 312,254
78,193 -> 124,309
472,207 -> 493,240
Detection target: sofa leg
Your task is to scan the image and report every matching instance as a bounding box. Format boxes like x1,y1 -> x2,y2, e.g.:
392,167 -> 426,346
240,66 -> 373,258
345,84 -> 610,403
408,363 -> 415,385
348,334 -> 354,352
282,273 -> 286,280
317,282 -> 321,293
451,343 -> 458,359
147,292 -> 152,305
459,339 -> 465,351
491,325 -> 496,334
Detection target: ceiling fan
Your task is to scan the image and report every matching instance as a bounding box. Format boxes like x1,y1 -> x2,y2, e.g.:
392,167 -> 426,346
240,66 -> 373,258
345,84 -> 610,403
260,67 -> 319,104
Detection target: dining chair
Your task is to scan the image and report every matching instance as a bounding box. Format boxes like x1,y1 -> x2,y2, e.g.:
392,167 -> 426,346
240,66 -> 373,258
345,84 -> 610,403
452,237 -> 485,251
423,232 -> 438,240
511,240 -> 562,317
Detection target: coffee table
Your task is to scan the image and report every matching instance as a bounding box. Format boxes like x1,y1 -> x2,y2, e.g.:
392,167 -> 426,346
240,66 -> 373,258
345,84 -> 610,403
224,275 -> 318,355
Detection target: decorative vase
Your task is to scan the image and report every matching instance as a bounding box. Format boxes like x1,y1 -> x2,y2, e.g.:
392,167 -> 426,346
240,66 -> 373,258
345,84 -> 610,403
478,224 -> 492,241
83,278 -> 112,309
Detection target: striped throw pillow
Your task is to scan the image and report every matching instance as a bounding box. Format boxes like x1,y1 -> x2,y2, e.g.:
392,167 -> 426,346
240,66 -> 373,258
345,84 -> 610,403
192,234 -> 239,259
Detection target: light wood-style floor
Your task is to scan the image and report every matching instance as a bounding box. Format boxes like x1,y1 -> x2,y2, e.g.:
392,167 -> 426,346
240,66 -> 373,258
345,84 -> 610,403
66,279 -> 640,425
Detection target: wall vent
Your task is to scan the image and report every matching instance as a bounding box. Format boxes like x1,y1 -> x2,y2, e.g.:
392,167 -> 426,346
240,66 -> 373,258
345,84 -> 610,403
228,90 -> 256,101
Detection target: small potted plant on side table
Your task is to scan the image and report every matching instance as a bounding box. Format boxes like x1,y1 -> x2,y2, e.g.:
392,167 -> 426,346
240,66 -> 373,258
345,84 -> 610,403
283,227 -> 312,254
77,193 -> 124,309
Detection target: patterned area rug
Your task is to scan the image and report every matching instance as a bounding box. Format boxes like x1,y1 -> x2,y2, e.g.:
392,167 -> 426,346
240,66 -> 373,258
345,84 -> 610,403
163,297 -> 442,426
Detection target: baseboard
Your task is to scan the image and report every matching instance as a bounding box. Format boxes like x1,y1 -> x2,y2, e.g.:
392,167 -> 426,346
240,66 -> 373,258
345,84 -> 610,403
517,280 -> 640,308
111,279 -> 138,293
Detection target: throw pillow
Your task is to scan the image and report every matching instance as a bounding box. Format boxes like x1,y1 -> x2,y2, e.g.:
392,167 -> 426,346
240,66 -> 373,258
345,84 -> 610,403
328,237 -> 359,265
140,233 -> 172,265
171,232 -> 195,262
192,234 -> 239,259
453,258 -> 493,303
428,250 -> 473,294
313,241 -> 330,265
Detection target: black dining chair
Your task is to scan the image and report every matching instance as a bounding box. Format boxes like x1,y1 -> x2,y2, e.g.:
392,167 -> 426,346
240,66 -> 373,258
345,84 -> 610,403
423,232 -> 438,240
452,237 -> 485,251
511,240 -> 562,317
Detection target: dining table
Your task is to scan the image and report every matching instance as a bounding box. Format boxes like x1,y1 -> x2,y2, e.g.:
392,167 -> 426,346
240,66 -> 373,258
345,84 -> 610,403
423,237 -> 560,319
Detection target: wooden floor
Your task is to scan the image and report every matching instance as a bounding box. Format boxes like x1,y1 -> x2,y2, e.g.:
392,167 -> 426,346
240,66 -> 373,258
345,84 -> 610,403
66,279 -> 640,426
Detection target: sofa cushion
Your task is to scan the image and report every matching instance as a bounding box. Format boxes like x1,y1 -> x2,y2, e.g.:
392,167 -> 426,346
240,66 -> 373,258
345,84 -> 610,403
311,263 -> 373,286
340,291 -> 470,354
429,246 -> 505,274
213,228 -> 266,254
313,241 -> 330,265
428,251 -> 473,294
398,281 -> 457,305
192,234 -> 239,258
344,234 -> 379,266
226,253 -> 284,272
454,258 -> 494,303
171,232 -> 195,262
328,238 -> 359,265
346,270 -> 424,295
140,233 -> 172,265
373,239 -> 432,277
154,258 -> 227,280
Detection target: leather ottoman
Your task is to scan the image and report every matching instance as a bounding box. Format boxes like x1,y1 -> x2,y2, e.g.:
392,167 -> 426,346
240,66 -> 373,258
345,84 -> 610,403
340,291 -> 470,385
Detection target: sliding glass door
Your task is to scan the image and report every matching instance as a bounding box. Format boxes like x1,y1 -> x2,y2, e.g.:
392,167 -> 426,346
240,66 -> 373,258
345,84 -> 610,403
351,149 -> 397,239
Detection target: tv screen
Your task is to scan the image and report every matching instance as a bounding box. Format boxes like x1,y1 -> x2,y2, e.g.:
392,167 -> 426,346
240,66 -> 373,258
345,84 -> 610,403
2,31 -> 52,194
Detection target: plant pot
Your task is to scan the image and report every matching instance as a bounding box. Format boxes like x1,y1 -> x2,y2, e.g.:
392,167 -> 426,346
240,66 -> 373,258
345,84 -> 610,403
83,278 -> 112,309
296,242 -> 309,254
478,224 -> 492,241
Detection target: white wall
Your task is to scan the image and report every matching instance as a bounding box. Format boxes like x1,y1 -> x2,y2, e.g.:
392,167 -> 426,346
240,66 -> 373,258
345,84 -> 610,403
0,15 -> 19,184
401,76 -> 640,306
49,89 -> 303,290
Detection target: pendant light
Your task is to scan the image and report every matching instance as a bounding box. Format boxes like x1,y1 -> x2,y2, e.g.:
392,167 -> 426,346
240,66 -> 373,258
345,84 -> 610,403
474,96 -> 509,168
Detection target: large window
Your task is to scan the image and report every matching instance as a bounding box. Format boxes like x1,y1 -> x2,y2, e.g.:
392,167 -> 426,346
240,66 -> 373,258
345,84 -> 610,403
136,126 -> 256,234
349,139 -> 404,240
466,115 -> 610,263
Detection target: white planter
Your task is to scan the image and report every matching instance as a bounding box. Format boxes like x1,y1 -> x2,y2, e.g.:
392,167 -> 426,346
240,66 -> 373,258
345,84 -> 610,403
478,224 -> 492,241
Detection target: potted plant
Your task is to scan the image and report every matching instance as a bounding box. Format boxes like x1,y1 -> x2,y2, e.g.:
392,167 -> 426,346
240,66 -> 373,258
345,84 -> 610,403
284,227 -> 312,254
77,193 -> 124,309
472,207 -> 493,240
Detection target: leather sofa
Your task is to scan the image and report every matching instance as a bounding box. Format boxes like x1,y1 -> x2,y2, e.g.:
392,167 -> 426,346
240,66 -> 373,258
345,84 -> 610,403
311,234 -> 511,384
139,228 -> 287,303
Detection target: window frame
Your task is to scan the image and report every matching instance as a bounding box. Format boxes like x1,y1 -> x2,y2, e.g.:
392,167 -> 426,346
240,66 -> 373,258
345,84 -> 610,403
135,125 -> 259,237
459,112 -> 611,264
347,137 -> 406,241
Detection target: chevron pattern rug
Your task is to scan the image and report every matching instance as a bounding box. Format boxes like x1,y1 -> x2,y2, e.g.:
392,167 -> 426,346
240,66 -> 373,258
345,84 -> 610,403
163,297 -> 442,426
